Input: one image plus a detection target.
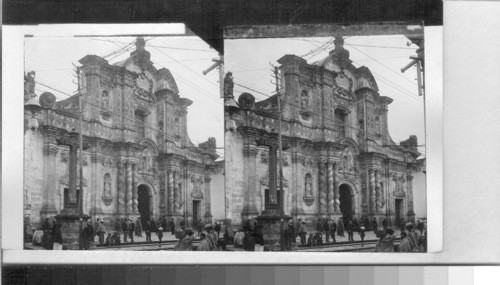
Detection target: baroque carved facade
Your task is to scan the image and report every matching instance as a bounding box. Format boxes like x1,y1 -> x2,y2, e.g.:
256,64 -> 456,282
225,37 -> 422,227
24,38 -> 222,228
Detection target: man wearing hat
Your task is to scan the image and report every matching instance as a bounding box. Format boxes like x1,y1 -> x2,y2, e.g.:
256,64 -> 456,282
95,220 -> 106,245
204,224 -> 218,250
405,222 -> 421,251
82,221 -> 94,250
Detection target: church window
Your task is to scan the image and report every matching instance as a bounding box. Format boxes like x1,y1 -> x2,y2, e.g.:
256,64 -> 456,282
134,109 -> 147,138
334,108 -> 348,137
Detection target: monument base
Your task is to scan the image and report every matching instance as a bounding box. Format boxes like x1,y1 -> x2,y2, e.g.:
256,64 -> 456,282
256,208 -> 292,251
55,208 -> 90,250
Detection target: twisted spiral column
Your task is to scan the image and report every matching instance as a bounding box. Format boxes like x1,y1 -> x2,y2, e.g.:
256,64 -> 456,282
333,162 -> 340,212
132,163 -> 138,214
117,162 -> 125,214
167,171 -> 174,215
173,170 -> 180,214
318,161 -> 327,214
125,162 -> 133,214
327,161 -> 335,214
369,170 -> 376,214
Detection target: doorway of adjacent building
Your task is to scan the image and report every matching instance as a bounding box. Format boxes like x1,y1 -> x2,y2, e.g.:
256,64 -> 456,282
339,184 -> 353,222
193,200 -> 201,227
395,198 -> 403,227
138,185 -> 150,226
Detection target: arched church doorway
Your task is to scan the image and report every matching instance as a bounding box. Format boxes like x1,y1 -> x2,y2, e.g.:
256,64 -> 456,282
138,184 -> 151,227
339,184 -> 353,223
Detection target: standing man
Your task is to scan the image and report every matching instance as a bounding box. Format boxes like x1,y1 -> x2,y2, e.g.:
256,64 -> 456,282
145,219 -> 152,242
214,221 -> 221,238
347,220 -> 355,242
204,224 -> 218,250
298,221 -> 308,246
372,217 -> 378,232
128,219 -> 135,243
170,218 -> 176,235
121,218 -> 128,243
197,219 -> 203,237
82,221 -> 94,250
96,220 -> 106,245
324,218 -> 331,243
330,219 -> 337,243
359,225 -> 366,246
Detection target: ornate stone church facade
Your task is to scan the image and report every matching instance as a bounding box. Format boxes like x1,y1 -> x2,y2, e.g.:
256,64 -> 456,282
225,37 -> 423,228
24,38 -> 221,229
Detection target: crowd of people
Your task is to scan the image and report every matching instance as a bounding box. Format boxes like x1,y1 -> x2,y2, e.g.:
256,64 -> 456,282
26,215 -> 426,252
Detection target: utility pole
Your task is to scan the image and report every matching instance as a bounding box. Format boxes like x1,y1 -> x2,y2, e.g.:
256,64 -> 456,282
203,54 -> 224,98
77,66 -> 84,250
273,65 -> 285,251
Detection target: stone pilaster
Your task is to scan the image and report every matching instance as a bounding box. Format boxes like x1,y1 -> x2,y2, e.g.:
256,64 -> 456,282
204,175 -> 213,222
41,142 -> 59,215
116,161 -> 125,214
242,143 -> 259,217
125,162 -> 133,214
318,161 -> 327,214
132,163 -> 138,214
369,170 -> 376,213
90,150 -> 103,215
327,160 -> 335,214
167,170 -> 174,215
406,173 -> 415,222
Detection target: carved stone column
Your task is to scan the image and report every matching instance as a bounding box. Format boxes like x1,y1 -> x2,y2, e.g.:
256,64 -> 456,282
333,162 -> 340,212
159,171 -> 166,215
167,170 -> 174,215
204,175 -> 213,222
327,160 -> 335,215
318,161 -> 327,214
125,162 -> 133,214
41,142 -> 59,215
116,161 -> 125,214
369,170 -> 376,214
173,170 -> 180,214
132,163 -> 138,214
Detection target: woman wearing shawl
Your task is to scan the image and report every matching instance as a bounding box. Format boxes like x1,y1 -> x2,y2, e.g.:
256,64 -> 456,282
174,229 -> 195,251
375,227 -> 396,252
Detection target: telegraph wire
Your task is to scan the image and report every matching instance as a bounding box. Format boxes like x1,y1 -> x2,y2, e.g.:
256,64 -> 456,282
345,43 -> 418,86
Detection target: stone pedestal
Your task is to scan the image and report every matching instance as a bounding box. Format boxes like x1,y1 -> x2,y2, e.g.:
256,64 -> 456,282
256,207 -> 291,251
55,209 -> 90,250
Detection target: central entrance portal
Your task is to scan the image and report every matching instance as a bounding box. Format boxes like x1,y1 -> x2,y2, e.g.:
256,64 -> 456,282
138,185 -> 150,227
339,184 -> 353,222
193,200 -> 201,226
395,198 -> 403,227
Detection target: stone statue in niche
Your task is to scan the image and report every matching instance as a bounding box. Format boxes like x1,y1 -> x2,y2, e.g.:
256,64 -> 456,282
102,91 -> 110,108
301,90 -> 309,109
392,174 -> 406,197
303,173 -> 315,206
102,173 -> 113,206
24,71 -> 36,102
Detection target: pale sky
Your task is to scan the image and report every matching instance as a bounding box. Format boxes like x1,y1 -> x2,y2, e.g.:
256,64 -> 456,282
225,35 -> 426,157
24,36 -> 224,159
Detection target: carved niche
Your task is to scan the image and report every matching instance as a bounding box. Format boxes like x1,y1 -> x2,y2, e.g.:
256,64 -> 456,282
190,175 -> 204,199
137,145 -> 158,177
392,173 -> 406,197
303,173 -> 315,206
339,147 -> 356,173
102,173 -> 113,206
260,150 -> 289,166
134,72 -> 154,101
